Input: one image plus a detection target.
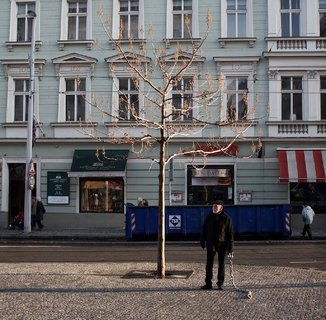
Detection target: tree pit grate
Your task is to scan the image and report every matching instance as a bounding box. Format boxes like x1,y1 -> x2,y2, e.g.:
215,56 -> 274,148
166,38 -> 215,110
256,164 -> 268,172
122,270 -> 193,279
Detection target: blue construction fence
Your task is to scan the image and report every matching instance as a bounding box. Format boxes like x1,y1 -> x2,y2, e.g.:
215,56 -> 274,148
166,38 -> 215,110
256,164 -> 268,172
125,205 -> 292,240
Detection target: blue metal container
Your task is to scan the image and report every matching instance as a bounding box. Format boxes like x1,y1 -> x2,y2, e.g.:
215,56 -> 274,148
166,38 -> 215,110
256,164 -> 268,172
126,205 -> 291,240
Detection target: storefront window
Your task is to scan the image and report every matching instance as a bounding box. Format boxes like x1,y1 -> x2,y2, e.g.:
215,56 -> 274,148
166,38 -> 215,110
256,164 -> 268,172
187,165 -> 234,205
290,182 -> 326,212
80,178 -> 124,213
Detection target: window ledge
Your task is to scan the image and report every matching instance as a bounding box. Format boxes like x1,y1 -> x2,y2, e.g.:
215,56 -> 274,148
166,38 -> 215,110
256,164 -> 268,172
218,37 -> 256,48
5,41 -> 43,52
165,121 -> 204,126
219,120 -> 258,126
2,122 -> 43,127
57,40 -> 95,51
109,39 -> 147,49
164,38 -> 201,48
104,121 -> 145,127
51,122 -> 97,127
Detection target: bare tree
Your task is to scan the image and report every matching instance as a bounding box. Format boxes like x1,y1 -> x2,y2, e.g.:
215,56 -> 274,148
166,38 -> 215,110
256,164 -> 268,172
79,7 -> 259,278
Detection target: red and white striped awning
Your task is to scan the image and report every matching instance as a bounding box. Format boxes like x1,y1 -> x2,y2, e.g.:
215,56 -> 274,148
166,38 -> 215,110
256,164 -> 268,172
278,149 -> 326,183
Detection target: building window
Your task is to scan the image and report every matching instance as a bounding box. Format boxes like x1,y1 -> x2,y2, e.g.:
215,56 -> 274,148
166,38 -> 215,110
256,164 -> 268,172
80,178 -> 124,213
187,165 -> 234,205
59,0 -> 92,42
281,76 -> 302,120
112,0 -> 144,40
17,2 -> 36,41
172,0 -> 192,38
226,77 -> 248,121
65,78 -> 86,121
52,53 -> 96,124
321,76 -> 326,119
68,0 -> 87,40
226,0 -> 247,37
3,61 -> 43,131
14,79 -> 29,121
220,0 -> 253,40
172,77 -> 193,121
166,0 -> 198,40
281,0 -> 300,37
7,1 -> 41,48
119,0 -> 139,39
320,0 -> 326,36
118,78 -> 139,121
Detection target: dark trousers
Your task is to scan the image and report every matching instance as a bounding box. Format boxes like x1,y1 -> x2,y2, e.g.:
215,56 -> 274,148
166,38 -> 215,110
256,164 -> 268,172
32,215 -> 43,229
302,224 -> 312,239
205,243 -> 227,286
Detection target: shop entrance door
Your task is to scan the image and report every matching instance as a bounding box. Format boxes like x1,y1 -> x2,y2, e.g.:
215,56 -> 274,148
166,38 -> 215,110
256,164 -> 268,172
8,164 -> 26,225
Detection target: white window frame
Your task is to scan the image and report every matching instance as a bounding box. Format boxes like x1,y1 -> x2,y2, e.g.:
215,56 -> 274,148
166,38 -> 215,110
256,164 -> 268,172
281,76 -> 303,120
67,0 -> 88,40
60,0 -> 92,41
52,54 -> 96,123
280,0 -> 301,37
8,0 -> 40,43
225,76 -> 249,121
4,64 -> 41,124
321,75 -> 326,119
221,0 -> 253,38
269,69 -> 310,122
117,77 -> 140,121
13,79 -> 29,121
166,0 -> 199,39
215,59 -> 258,122
171,76 -> 195,122
58,75 -> 91,123
320,0 -> 326,36
64,78 -> 87,121
111,75 -> 144,122
112,0 -> 144,40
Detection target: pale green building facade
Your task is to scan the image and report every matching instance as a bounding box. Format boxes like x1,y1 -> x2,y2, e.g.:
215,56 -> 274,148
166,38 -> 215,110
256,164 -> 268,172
0,0 -> 325,231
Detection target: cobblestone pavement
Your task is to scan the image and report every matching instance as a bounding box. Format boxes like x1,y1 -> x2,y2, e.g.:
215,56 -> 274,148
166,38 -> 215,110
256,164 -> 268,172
0,262 -> 325,320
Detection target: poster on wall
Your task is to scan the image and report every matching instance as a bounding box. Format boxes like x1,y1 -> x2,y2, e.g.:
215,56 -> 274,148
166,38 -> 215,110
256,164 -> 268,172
47,172 -> 70,204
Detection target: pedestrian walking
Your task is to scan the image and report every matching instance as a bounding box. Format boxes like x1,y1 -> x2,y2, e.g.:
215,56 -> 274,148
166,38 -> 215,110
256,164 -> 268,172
200,200 -> 234,290
301,202 -> 315,240
32,196 -> 46,230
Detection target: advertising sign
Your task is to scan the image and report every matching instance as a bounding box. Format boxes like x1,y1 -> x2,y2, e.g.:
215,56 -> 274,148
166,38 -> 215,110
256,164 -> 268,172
47,172 -> 70,204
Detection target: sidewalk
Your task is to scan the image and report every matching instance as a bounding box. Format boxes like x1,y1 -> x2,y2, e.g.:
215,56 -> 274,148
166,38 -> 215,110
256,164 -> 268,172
0,261 -> 325,319
1,226 -> 325,242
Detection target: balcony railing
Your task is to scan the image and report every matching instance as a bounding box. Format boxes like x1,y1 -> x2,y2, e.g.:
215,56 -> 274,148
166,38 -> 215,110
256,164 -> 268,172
266,121 -> 326,137
265,37 -> 326,53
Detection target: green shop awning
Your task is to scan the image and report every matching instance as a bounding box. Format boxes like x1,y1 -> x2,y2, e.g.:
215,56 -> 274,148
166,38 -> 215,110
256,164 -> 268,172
71,149 -> 129,172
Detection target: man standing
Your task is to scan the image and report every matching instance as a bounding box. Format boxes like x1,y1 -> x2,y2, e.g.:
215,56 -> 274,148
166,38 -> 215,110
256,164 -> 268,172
200,200 -> 234,290
32,196 -> 46,230
301,202 -> 315,240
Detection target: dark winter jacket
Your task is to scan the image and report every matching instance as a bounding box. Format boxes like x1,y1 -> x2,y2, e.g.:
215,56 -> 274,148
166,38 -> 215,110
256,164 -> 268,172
36,201 -> 46,220
200,211 -> 234,253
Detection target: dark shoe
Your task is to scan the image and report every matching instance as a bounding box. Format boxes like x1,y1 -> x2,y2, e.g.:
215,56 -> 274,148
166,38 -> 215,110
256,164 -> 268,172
201,284 -> 212,290
217,286 -> 224,291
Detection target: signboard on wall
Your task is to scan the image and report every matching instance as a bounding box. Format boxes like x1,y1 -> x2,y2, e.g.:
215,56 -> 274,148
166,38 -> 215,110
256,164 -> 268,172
47,172 -> 70,204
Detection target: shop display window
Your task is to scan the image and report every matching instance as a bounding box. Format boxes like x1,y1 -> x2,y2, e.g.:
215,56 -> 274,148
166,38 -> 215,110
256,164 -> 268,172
187,165 -> 234,205
290,182 -> 326,212
80,178 -> 124,213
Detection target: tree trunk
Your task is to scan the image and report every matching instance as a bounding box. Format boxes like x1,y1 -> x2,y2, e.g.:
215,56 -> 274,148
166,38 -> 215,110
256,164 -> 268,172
157,98 -> 166,278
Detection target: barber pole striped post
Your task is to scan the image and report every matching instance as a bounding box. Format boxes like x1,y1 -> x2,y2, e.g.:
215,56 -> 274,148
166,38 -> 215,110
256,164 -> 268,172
285,212 -> 291,234
131,212 -> 136,235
